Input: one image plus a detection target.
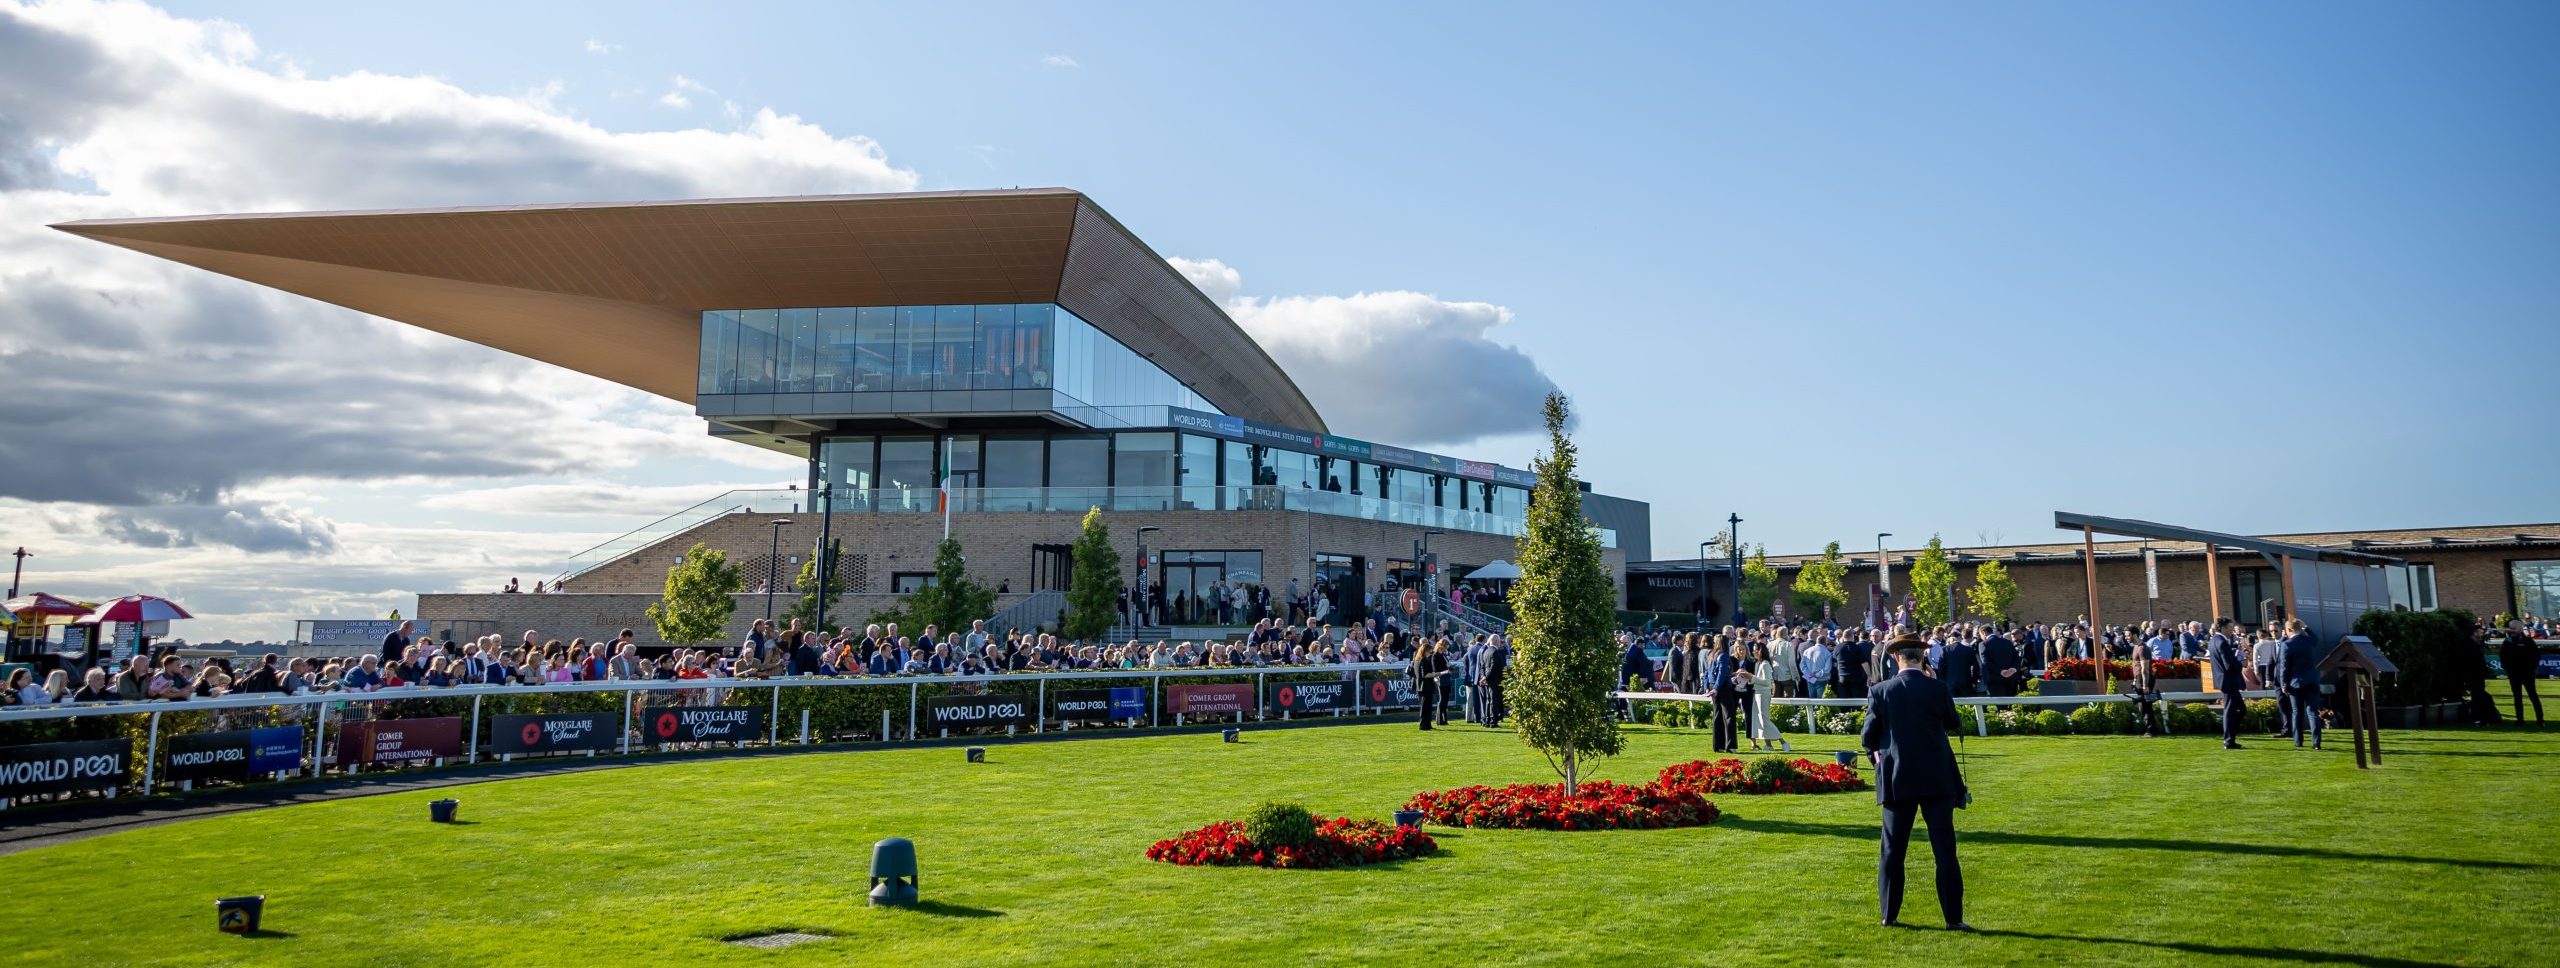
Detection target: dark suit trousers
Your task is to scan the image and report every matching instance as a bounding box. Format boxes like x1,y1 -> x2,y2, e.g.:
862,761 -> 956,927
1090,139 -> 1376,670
1712,693 -> 1741,752
2512,675 -> 2545,723
1879,796 -> 1963,926
1418,679 -> 1441,730
2220,691 -> 2245,744
1483,680 -> 1505,726
2291,686 -> 2323,746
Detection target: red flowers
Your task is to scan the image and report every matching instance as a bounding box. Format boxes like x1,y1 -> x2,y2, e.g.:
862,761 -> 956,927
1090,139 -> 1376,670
1146,816 -> 1439,868
1402,780 -> 1720,831
2047,658 -> 2200,681
1652,757 -> 1867,796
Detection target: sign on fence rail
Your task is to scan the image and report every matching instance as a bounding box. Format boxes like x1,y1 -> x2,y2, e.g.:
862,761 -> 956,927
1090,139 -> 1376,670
338,717 -> 464,765
1053,688 -> 1143,722
926,694 -> 1036,730
491,713 -> 619,755
1270,680 -> 1353,713
165,726 -> 305,782
0,738 -> 130,798
1166,683 -> 1252,715
641,706 -> 764,745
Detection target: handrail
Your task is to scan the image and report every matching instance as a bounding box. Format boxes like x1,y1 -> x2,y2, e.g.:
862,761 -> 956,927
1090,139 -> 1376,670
552,488 -> 805,584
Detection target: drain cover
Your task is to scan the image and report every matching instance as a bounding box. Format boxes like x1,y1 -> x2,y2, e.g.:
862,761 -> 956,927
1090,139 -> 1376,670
726,932 -> 831,949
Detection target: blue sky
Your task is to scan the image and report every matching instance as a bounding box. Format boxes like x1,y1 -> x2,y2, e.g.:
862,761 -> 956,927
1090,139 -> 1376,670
6,1 -> 2555,638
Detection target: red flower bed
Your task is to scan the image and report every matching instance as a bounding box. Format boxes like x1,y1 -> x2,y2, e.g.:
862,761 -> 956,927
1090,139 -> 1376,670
1402,780 -> 1719,831
2046,658 -> 2201,681
1146,816 -> 1438,868
1653,758 -> 1867,796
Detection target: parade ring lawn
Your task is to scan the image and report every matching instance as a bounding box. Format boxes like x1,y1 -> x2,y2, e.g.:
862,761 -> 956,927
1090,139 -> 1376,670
3,720 -> 2554,967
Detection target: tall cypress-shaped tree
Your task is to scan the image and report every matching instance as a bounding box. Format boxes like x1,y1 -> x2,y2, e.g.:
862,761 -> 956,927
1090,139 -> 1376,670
1064,507 -> 1123,641
1505,392 -> 1622,791
1966,558 -> 2019,623
1911,535 -> 1956,627
873,538 -> 999,633
646,543 -> 743,647
1738,545 -> 1779,620
1792,541 -> 1851,619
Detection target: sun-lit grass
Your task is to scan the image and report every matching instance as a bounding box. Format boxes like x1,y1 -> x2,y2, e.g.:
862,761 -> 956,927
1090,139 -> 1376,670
2,716 -> 2552,967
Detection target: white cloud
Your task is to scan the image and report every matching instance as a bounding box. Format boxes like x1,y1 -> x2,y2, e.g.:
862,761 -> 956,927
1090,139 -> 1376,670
1168,257 -> 1561,446
583,38 -> 616,55
657,90 -> 690,109
0,0 -> 903,636
1042,54 -> 1079,69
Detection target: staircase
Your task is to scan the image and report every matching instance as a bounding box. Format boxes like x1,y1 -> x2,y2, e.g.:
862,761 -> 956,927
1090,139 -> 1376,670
987,589 -> 1067,638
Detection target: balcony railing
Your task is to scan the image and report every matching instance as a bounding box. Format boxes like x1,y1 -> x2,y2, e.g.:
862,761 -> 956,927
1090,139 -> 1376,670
834,485 -> 1612,547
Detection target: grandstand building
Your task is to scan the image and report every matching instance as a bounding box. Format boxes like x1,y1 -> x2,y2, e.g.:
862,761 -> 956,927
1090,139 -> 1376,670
60,190 -> 1647,644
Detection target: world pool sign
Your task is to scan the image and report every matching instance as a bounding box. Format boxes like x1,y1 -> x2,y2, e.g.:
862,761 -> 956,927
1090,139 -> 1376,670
0,738 -> 131,798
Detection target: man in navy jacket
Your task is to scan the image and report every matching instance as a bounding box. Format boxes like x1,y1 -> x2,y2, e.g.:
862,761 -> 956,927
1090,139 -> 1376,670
1860,635 -> 1969,931
1706,639 -> 1744,753
2275,619 -> 2323,749
2209,618 -> 2249,749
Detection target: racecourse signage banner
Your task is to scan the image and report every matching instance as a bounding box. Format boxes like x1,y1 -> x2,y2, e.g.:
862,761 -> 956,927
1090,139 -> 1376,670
1167,683 -> 1253,715
491,712 -> 619,755
337,717 -> 464,764
926,694 -> 1036,730
165,726 -> 306,782
0,738 -> 130,798
1054,687 -> 1145,722
641,706 -> 765,745
1268,679 -> 1354,713
1365,677 -> 1455,710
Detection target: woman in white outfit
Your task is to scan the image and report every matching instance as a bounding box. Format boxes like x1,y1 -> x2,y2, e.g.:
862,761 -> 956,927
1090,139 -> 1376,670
1748,643 -> 1787,751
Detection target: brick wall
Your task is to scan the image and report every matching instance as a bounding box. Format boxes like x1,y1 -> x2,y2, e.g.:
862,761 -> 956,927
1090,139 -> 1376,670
417,591 -> 1045,650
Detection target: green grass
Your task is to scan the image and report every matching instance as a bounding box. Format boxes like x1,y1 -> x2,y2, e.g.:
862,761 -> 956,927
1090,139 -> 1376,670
4,719 -> 2555,967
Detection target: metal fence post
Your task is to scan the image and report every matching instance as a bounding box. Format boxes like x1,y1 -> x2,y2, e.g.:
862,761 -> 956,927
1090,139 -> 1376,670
142,711 -> 160,793
1974,703 -> 1989,737
908,683 -> 918,741
1255,672 -> 1264,721
620,684 -> 634,755
769,684 -> 782,745
1151,676 -> 1160,728
1036,679 -> 1046,734
468,694 -> 482,765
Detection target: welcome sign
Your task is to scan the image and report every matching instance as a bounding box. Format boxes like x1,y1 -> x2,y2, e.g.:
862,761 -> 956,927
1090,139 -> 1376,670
642,706 -> 765,744
926,694 -> 1036,729
0,738 -> 130,798
490,712 -> 619,755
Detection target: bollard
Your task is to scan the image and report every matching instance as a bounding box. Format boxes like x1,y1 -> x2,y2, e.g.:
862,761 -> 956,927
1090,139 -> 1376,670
868,838 -> 919,907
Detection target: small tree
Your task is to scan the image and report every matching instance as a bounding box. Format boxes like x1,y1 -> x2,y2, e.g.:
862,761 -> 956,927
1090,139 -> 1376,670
646,542 -> 743,647
779,545 -> 846,634
1911,535 -> 1955,627
1506,392 -> 1623,792
878,538 -> 999,633
1737,545 -> 1778,620
1966,558 -> 2019,623
1064,507 -> 1123,641
1792,541 -> 1850,619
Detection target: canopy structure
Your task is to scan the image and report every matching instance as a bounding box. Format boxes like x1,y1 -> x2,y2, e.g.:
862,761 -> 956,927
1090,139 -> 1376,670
83,595 -> 194,625
4,593 -> 94,618
2053,511 -> 2408,643
1467,560 -> 1522,581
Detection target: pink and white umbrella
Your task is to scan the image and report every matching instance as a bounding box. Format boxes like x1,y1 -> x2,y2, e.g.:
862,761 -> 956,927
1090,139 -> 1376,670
4,592 -> 94,618
83,595 -> 193,625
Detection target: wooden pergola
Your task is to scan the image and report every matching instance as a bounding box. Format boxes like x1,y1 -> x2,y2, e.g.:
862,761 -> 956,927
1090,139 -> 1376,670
2051,511 -> 2404,633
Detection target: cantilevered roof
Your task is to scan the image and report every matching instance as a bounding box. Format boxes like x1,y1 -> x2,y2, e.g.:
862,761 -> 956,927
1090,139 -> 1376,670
51,188 -> 1324,430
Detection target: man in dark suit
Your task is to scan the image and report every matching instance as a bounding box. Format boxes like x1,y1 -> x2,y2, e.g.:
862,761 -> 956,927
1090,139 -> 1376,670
2209,617 -> 2248,749
1482,636 -> 1513,727
1938,634 -> 1980,699
380,620 -> 413,665
1707,638 -> 1744,753
1618,633 -> 1654,719
1978,629 -> 2022,698
789,630 -> 823,678
2275,619 -> 2322,749
2500,621 -> 2545,724
1837,630 -> 1873,697
1460,636 -> 1487,723
1860,635 -> 1969,931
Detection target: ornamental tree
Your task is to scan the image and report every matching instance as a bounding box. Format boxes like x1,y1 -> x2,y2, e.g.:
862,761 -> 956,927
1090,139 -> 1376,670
1064,507 -> 1123,641
1505,392 -> 1623,792
646,542 -> 743,647
874,538 -> 999,633
1966,558 -> 2019,623
1738,545 -> 1778,619
1792,541 -> 1850,619
780,545 -> 846,635
1911,535 -> 1955,627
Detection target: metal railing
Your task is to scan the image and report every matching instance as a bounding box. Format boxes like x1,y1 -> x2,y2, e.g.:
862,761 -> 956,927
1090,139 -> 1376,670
986,589 -> 1067,637
0,663 -> 1418,808
554,488 -> 807,584
1614,688 -> 2284,739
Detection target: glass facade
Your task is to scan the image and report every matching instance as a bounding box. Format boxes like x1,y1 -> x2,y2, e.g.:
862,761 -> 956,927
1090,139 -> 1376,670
2514,560 -> 2560,620
697,302 -> 1219,417
808,427 -> 1572,543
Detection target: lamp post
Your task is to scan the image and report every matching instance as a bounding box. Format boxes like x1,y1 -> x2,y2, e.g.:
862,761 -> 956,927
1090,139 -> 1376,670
1414,530 -> 1445,630
813,482 -> 836,635
1696,540 -> 1712,630
7,547 -> 26,600
765,519 -> 791,622
1135,526 -> 1163,627
1727,513 -> 1746,626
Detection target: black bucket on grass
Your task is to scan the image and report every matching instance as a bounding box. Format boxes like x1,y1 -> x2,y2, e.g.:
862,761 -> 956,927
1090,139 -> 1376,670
429,798 -> 460,823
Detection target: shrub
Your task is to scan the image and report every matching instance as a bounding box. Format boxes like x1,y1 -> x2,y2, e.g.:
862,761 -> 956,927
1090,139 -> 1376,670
2354,608 -> 2478,705
2168,702 -> 2215,733
1655,757 -> 1865,796
1148,815 -> 1437,868
2067,704 -> 2111,734
1743,756 -> 1801,787
1242,801 -> 1318,848
2034,709 -> 2070,734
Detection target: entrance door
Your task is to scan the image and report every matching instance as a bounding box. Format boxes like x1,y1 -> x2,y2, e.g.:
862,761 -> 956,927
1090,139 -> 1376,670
1032,543 -> 1073,592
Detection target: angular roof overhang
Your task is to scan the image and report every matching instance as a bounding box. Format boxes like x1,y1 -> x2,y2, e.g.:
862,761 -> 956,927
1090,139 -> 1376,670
51,188 -> 1324,430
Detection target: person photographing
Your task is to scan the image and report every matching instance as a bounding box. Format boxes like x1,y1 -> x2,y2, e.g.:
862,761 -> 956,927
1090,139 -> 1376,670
1860,634 -> 1970,931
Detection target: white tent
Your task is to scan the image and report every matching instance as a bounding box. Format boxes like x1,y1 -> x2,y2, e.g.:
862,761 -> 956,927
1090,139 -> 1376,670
1467,560 -> 1522,581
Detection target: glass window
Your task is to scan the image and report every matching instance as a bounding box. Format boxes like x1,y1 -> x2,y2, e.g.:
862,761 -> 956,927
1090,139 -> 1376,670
854,307 -> 895,391
895,306 -> 934,391
972,304 -> 1013,390
780,307 -> 817,392
942,435 -> 981,484
1180,434 -> 1219,511
935,304 -> 975,391
1274,448 -> 1320,491
820,437 -> 875,512
983,436 -> 1043,512
1048,434 -> 1108,490
736,309 -> 779,392
2513,560 -> 2560,621
891,572 -> 938,594
697,311 -> 736,394
1016,304 -> 1053,389
2232,567 -> 2281,625
1113,432 -> 1176,510
877,437 -> 936,512
816,308 -> 856,392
